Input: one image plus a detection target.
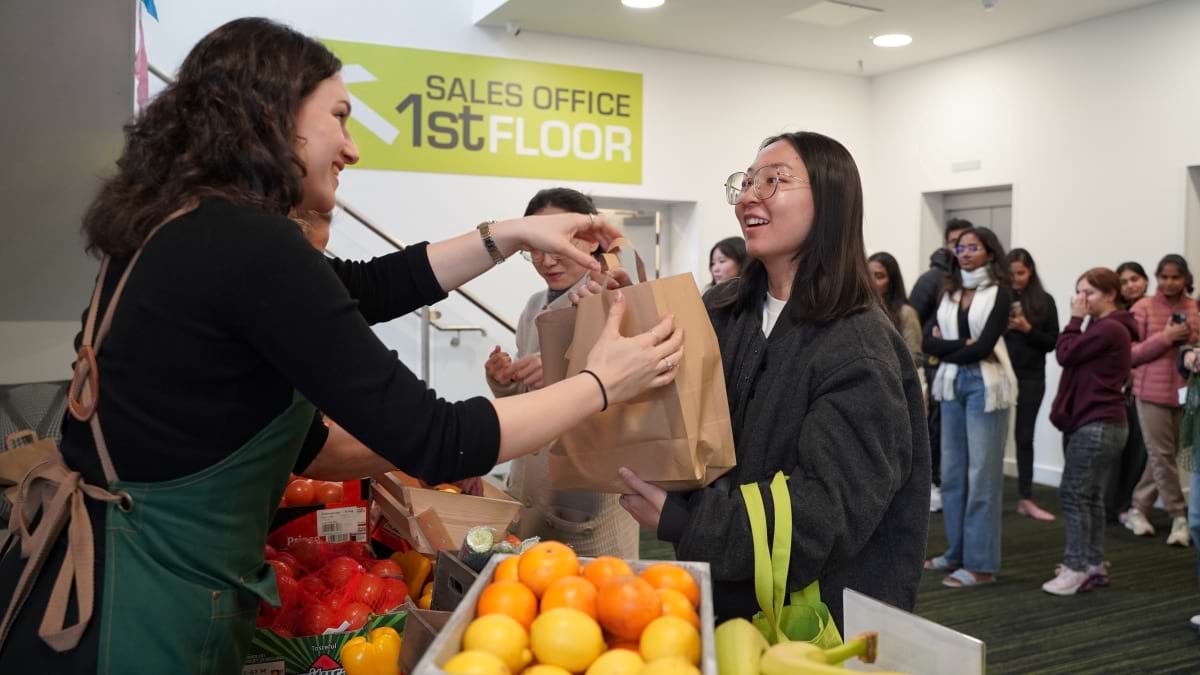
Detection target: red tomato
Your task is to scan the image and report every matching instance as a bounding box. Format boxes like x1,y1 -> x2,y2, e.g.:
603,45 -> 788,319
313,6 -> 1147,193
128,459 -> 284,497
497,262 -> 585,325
276,574 -> 300,607
264,544 -> 277,560
336,602 -> 372,631
370,560 -> 403,579
378,578 -> 409,612
290,539 -> 325,572
351,573 -> 383,607
299,603 -> 335,636
284,479 -> 316,506
330,541 -> 371,563
274,552 -> 303,573
315,481 -> 344,504
267,559 -> 295,580
299,574 -> 329,598
323,556 -> 365,589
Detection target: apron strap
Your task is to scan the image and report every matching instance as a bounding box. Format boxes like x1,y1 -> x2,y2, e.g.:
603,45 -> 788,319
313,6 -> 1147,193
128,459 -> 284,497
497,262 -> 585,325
66,221 -> 169,486
0,457 -> 123,653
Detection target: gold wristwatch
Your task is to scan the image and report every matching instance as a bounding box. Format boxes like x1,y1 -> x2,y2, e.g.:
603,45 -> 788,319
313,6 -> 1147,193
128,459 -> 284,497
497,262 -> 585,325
477,220 -> 504,266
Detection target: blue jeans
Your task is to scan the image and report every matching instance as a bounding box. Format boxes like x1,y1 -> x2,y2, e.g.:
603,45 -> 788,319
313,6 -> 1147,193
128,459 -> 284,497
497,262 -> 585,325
939,366 -> 1010,573
1059,421 -> 1128,571
1190,470 -> 1200,586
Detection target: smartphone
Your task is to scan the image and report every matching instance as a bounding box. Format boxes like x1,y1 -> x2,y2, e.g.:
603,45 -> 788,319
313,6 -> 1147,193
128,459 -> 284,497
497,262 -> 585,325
1172,312 -> 1187,324
1010,301 -> 1024,319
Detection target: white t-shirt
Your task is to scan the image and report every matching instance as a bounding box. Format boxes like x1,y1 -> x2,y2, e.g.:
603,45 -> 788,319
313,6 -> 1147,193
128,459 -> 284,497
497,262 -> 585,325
762,293 -> 788,337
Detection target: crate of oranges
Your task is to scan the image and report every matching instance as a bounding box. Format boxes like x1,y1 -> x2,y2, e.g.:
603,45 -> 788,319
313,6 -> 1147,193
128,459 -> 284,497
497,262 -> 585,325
412,541 -> 715,675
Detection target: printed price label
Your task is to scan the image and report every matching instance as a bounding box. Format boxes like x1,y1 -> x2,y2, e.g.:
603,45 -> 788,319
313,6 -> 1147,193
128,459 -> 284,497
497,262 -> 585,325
316,506 -> 367,544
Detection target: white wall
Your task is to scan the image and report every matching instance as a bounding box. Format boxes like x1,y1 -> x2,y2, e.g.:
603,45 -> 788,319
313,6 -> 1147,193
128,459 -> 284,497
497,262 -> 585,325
869,0 -> 1200,485
143,0 -> 872,402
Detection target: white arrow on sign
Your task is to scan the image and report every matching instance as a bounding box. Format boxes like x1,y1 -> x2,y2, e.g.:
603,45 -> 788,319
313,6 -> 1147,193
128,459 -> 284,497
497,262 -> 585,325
341,64 -> 399,145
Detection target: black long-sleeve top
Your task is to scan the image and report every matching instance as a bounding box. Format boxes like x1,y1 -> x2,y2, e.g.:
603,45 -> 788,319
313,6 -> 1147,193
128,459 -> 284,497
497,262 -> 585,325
1004,292 -> 1060,379
922,286 -> 1013,365
61,197 -> 500,486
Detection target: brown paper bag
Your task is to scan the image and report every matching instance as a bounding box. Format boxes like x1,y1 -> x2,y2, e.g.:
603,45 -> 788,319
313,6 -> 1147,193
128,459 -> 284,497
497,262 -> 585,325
536,239 -> 735,493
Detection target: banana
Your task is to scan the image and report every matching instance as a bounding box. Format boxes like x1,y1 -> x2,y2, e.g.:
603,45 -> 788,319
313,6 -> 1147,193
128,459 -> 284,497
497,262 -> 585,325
715,619 -> 769,675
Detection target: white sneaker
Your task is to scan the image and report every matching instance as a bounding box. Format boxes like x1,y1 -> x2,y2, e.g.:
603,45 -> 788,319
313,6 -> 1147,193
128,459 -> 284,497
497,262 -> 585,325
1086,561 -> 1111,588
1191,614 -> 1200,629
1124,508 -> 1155,537
930,486 -> 942,513
1043,566 -> 1092,596
1166,517 -> 1191,547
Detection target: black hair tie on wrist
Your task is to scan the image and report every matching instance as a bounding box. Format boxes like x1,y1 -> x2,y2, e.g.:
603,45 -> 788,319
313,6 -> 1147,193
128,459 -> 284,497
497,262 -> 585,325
580,369 -> 608,412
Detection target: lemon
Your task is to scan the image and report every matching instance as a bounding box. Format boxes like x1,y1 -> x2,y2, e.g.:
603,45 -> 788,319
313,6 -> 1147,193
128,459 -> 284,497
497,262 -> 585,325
638,657 -> 700,675
525,666 -> 574,675
639,616 -> 701,666
586,648 -> 646,675
530,607 -> 606,673
444,650 -> 513,675
464,614 -> 533,673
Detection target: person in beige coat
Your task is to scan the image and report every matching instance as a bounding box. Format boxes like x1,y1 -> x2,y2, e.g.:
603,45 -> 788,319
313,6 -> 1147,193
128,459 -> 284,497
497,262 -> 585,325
485,188 -> 640,558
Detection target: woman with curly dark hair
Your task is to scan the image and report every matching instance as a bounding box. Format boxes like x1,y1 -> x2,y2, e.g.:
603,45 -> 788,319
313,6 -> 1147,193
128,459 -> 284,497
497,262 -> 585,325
0,18 -> 681,671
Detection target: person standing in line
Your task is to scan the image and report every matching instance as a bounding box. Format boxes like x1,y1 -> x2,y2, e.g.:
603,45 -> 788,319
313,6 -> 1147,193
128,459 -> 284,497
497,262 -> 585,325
909,217 -> 973,513
1004,248 -> 1060,521
869,252 -> 924,374
1043,268 -> 1135,595
707,236 -> 748,291
923,227 -> 1019,588
1178,341 -> 1200,628
1105,261 -> 1151,523
1125,255 -> 1198,545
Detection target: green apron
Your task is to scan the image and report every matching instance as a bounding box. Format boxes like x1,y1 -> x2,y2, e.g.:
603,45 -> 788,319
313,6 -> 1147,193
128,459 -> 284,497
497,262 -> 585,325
97,392 -> 313,673
0,223 -> 316,674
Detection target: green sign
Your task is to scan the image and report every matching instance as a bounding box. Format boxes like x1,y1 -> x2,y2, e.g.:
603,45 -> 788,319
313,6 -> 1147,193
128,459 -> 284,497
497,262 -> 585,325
324,41 -> 643,184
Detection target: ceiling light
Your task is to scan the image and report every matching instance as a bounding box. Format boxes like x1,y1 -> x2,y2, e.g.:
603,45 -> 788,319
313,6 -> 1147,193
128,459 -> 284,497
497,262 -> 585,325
622,0 -> 665,8
872,33 -> 912,48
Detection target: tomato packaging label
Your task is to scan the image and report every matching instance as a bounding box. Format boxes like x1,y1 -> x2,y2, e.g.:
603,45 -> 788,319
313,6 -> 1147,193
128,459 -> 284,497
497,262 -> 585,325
317,506 -> 368,544
243,611 -> 406,675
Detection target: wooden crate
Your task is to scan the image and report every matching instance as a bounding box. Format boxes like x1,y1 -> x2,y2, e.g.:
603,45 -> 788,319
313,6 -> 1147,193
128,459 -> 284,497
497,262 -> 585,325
374,472 -> 521,554
412,555 -> 717,675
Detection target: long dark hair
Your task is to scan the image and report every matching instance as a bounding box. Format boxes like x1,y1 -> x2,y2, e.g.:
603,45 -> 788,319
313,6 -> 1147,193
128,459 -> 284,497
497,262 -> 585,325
868,252 -> 908,330
1155,254 -> 1196,295
943,226 -> 1008,297
713,131 -> 876,324
83,18 -> 342,257
523,187 -> 597,217
1006,248 -> 1050,322
709,237 -> 748,285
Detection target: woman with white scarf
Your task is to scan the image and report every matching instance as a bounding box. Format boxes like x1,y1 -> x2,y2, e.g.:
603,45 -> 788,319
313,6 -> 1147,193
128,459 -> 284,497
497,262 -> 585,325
922,227 -> 1019,587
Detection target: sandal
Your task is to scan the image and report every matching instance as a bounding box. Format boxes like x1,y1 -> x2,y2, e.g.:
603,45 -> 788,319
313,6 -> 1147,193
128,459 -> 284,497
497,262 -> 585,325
942,568 -> 995,588
924,555 -> 960,571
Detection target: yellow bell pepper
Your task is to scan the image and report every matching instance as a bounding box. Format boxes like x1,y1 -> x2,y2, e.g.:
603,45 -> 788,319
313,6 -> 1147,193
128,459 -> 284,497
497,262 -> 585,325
392,550 -> 433,594
417,590 -> 433,609
339,626 -> 403,675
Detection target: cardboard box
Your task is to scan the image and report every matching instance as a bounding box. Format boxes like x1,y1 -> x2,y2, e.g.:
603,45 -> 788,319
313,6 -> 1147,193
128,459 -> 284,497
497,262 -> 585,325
373,473 -> 520,554
399,600 -> 452,674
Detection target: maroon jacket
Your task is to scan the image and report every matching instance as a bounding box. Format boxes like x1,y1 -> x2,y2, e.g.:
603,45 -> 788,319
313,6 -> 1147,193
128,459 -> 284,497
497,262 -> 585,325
1050,311 -> 1138,433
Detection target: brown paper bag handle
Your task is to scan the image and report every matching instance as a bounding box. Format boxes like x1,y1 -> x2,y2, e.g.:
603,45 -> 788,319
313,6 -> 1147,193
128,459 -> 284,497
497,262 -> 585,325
598,236 -> 649,284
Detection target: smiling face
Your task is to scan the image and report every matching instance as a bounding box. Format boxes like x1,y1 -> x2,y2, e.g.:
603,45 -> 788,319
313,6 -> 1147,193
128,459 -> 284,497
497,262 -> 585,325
733,141 -> 814,266
1119,269 -> 1148,302
294,74 -> 359,214
1156,263 -> 1187,300
529,206 -> 590,291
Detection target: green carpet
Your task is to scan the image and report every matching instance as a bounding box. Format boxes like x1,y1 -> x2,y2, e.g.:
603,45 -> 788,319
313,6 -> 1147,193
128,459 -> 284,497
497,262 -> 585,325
640,479 -> 1200,673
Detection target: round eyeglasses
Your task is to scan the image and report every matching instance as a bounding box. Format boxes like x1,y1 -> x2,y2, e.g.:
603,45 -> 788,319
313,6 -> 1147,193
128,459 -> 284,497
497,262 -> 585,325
723,164 -> 809,205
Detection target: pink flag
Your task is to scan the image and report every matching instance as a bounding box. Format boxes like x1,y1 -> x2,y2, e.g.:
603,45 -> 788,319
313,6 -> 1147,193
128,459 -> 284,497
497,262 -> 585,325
135,5 -> 149,111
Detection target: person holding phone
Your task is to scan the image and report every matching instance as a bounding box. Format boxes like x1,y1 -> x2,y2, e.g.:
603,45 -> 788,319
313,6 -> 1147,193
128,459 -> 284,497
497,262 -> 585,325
1125,255 -> 1199,544
1004,249 -> 1060,521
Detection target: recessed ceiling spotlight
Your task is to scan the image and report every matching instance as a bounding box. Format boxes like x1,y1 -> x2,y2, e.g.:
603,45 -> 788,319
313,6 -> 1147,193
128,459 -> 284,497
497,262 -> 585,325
872,33 -> 913,48
622,0 -> 665,8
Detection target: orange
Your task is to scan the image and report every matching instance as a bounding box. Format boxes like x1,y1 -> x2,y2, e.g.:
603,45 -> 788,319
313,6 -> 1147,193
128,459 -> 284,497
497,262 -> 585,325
582,556 -> 634,590
494,556 -> 520,583
477,580 -> 538,630
541,575 -> 598,618
656,588 -> 700,630
595,576 -> 662,642
639,564 -> 700,608
518,541 -> 580,598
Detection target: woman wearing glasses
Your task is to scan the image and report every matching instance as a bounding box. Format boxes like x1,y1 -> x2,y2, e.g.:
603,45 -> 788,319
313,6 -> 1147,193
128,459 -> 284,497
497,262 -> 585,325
606,132 -> 930,628
483,187 -> 640,558
923,227 -> 1019,587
